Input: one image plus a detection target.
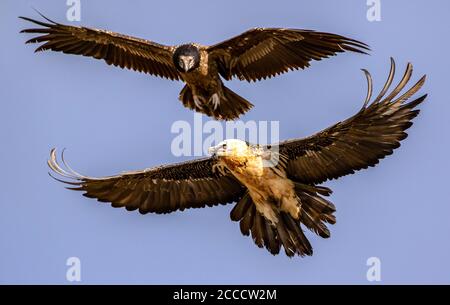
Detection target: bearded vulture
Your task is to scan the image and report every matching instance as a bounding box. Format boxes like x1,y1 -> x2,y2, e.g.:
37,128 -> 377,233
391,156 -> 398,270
20,13 -> 369,120
48,59 -> 426,257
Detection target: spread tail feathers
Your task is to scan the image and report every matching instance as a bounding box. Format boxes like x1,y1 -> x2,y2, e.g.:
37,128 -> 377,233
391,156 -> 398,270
179,85 -> 253,120
230,184 -> 335,257
294,182 -> 336,238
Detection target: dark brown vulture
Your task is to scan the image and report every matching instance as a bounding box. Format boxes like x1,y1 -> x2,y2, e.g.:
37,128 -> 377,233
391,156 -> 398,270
21,14 -> 369,120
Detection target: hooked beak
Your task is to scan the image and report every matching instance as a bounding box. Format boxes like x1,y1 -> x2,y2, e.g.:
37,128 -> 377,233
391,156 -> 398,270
182,57 -> 194,72
208,146 -> 217,157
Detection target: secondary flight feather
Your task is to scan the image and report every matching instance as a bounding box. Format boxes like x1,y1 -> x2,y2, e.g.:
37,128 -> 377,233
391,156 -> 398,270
20,13 -> 369,120
48,59 -> 425,257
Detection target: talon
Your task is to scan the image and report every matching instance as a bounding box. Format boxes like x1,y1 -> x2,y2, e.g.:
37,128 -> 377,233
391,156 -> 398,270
209,93 -> 220,110
193,96 -> 203,109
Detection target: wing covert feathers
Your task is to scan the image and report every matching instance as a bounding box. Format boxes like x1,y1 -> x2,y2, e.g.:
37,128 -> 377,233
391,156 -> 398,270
209,28 -> 369,81
20,15 -> 180,80
48,149 -> 245,214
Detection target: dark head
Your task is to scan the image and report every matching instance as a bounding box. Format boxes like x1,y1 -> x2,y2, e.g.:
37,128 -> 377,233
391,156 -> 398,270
173,44 -> 200,72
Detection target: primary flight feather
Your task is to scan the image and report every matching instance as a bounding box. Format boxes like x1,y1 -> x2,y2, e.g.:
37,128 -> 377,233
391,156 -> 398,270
48,59 -> 426,257
20,14 -> 369,120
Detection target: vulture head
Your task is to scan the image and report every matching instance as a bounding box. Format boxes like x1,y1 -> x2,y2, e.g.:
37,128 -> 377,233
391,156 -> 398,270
173,44 -> 200,72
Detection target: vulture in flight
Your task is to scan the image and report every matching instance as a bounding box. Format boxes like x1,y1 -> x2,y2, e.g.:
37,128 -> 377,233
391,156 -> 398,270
21,14 -> 369,120
48,59 -> 426,257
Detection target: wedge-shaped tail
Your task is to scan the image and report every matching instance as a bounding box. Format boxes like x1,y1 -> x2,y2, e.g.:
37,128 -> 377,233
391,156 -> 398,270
231,184 -> 335,257
179,84 -> 254,120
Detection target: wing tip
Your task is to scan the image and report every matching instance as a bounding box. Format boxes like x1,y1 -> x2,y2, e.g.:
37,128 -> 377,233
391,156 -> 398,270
19,10 -> 57,30
409,93 -> 428,107
31,7 -> 57,24
360,68 -> 373,109
361,58 -> 427,109
48,148 -> 86,185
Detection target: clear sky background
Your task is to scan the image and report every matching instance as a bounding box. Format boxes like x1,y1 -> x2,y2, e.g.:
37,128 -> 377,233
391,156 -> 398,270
1,0 -> 449,284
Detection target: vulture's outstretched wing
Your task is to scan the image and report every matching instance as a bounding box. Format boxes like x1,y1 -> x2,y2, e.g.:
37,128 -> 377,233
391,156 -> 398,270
48,149 -> 245,214
208,28 -> 369,81
20,15 -> 180,80
279,58 -> 427,184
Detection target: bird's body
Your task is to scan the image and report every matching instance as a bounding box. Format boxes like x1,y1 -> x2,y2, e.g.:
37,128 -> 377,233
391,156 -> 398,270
21,15 -> 369,120
175,44 -> 228,113
212,140 -> 300,223
233,162 -> 300,225
48,59 -> 427,257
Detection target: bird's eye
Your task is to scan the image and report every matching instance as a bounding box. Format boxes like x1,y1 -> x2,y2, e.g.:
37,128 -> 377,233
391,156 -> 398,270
222,143 -> 227,148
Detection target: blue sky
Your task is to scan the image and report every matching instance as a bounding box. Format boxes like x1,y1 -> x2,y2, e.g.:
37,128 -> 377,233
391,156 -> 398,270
1,0 -> 449,284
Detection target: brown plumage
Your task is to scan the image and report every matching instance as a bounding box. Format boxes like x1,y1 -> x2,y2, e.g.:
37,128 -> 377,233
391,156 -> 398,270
20,14 -> 369,120
48,59 -> 426,257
